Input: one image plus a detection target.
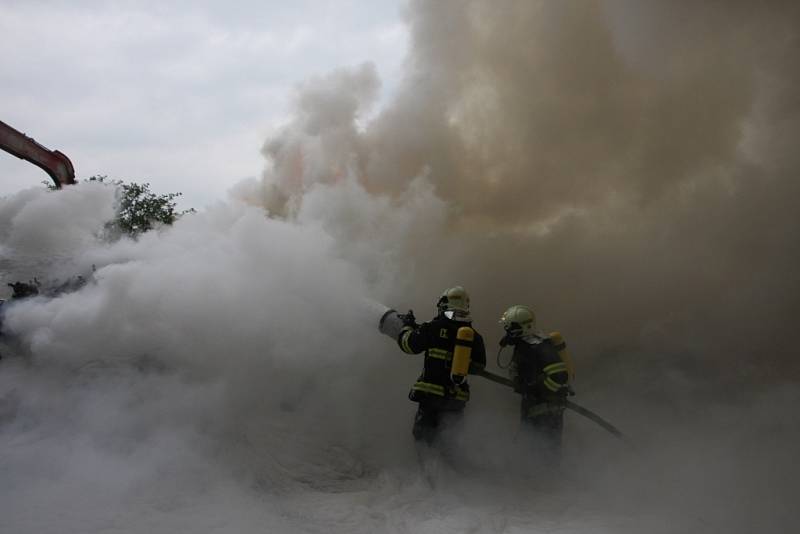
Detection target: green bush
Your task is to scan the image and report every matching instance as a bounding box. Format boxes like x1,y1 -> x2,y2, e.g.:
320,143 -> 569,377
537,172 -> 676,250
87,175 -> 194,238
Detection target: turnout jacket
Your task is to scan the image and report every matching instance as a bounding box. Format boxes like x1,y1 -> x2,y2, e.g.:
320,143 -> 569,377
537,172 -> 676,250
508,335 -> 569,404
398,315 -> 487,404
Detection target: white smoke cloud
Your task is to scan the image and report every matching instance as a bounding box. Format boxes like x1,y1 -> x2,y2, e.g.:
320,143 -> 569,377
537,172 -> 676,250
0,183 -> 116,284
0,183 -> 419,532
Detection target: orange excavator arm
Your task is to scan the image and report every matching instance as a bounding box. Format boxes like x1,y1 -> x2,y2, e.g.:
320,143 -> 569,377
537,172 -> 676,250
0,119 -> 75,189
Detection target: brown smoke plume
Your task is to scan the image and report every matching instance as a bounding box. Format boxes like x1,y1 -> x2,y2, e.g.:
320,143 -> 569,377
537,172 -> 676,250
256,0 -> 800,386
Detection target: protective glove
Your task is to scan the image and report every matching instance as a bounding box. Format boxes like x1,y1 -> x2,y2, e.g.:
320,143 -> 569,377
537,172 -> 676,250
398,309 -> 417,328
553,393 -> 568,407
499,334 -> 516,347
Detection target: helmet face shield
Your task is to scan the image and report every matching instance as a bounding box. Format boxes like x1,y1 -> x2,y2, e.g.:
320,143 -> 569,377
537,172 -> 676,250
444,309 -> 471,321
502,321 -> 523,336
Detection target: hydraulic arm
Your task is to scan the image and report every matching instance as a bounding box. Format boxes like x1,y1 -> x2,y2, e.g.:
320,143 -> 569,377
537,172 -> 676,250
0,119 -> 75,189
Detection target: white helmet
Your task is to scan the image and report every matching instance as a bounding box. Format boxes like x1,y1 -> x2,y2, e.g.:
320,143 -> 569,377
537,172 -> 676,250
437,286 -> 470,319
500,305 -> 536,337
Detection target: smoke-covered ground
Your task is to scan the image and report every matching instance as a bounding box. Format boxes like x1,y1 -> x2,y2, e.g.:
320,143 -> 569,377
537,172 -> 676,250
2,1 -> 799,532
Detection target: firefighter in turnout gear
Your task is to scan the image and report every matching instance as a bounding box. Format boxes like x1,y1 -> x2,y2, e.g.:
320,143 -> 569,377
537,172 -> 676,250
397,286 -> 487,444
500,305 -> 570,452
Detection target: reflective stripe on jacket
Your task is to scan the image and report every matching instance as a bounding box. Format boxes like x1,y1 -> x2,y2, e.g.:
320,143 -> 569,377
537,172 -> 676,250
411,379 -> 470,401
509,336 -> 569,397
398,314 -> 486,403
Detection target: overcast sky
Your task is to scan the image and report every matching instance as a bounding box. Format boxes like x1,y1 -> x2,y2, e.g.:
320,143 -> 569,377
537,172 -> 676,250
0,0 -> 408,208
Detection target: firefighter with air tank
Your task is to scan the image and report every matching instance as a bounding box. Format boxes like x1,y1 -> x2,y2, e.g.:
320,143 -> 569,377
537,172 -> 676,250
379,293 -> 622,454
499,304 -> 572,451
379,286 -> 487,444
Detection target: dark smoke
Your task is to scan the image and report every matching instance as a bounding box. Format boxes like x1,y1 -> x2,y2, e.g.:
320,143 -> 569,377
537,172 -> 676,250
260,0 -> 800,382
250,1 -> 800,530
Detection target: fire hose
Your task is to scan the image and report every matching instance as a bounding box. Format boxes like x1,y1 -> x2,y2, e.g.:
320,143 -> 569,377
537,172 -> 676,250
474,368 -> 624,439
379,308 -> 625,440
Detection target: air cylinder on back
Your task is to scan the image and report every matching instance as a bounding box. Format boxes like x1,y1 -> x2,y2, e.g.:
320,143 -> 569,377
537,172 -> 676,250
549,331 -> 575,381
450,326 -> 473,384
